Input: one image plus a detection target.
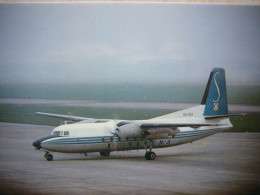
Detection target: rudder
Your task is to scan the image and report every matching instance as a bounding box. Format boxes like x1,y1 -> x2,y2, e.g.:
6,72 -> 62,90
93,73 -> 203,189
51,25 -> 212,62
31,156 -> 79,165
201,68 -> 228,117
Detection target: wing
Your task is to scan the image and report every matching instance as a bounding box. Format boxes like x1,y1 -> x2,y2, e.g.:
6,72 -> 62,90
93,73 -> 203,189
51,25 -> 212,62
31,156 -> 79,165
35,112 -> 110,123
139,122 -> 223,129
114,121 -> 224,138
117,121 -> 222,128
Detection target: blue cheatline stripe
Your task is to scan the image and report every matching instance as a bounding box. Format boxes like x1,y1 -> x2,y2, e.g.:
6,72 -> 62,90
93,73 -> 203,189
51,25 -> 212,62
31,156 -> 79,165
44,128 -> 223,145
45,136 -> 139,144
176,129 -> 222,138
176,128 -> 221,138
175,131 -> 217,138
179,130 -> 207,135
48,141 -> 103,145
178,128 -> 222,135
52,138 -> 104,142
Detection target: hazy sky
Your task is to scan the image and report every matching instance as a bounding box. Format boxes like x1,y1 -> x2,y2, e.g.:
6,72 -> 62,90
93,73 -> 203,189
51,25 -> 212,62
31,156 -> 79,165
0,3 -> 260,85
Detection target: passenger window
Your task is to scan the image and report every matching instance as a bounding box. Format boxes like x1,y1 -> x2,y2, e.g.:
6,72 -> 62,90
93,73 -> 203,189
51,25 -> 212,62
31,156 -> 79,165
64,131 -> 69,136
102,138 -> 105,142
110,137 -> 113,142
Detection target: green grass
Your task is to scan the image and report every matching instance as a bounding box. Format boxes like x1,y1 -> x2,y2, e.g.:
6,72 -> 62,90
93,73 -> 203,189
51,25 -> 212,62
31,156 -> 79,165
1,84 -> 260,104
1,84 -> 259,132
0,104 -> 169,126
0,104 -> 259,132
229,114 -> 260,132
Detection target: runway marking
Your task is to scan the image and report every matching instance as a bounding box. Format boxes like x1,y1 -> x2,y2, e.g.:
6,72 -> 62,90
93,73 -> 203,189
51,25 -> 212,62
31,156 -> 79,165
212,136 -> 260,142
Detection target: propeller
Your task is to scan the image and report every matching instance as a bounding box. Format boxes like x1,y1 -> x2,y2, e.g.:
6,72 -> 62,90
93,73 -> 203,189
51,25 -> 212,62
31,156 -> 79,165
110,128 -> 120,151
113,134 -> 117,151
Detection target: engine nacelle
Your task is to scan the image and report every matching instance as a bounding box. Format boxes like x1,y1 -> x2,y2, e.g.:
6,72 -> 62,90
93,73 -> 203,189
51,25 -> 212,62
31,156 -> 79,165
116,123 -> 142,138
146,133 -> 169,139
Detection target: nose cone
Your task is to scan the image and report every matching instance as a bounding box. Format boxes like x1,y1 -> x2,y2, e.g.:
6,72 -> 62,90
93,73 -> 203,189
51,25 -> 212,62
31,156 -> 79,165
32,139 -> 42,149
32,135 -> 59,150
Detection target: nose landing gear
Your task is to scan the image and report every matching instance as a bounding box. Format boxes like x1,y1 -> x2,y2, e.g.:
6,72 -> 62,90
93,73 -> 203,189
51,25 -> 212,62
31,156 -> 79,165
44,152 -> 53,161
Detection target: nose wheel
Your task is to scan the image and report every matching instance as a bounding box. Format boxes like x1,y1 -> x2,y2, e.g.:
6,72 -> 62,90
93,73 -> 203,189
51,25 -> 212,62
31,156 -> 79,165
44,152 -> 53,161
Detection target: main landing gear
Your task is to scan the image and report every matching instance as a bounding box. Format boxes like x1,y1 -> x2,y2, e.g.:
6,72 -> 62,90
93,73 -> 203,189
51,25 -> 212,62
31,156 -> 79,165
144,140 -> 156,160
44,152 -> 53,161
145,151 -> 156,160
100,151 -> 110,157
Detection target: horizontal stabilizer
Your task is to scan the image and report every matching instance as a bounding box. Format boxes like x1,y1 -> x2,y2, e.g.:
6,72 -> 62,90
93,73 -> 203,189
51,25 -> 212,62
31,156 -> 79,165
204,113 -> 246,119
36,112 -> 89,121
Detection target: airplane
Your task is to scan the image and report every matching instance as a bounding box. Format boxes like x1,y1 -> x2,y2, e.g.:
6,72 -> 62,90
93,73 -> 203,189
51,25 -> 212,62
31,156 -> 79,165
33,67 -> 234,161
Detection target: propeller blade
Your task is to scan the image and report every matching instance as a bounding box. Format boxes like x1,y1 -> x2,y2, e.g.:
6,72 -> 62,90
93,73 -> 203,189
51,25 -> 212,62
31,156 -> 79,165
113,134 -> 117,151
110,129 -> 119,150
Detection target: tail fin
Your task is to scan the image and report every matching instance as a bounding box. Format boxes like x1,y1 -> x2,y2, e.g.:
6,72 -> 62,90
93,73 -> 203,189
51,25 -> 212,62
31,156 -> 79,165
201,68 -> 228,117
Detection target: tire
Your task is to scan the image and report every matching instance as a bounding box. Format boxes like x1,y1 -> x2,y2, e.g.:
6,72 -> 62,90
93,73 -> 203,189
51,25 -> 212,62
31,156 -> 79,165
145,152 -> 156,160
46,153 -> 53,161
100,151 -> 110,156
145,152 -> 151,160
149,152 -> 156,160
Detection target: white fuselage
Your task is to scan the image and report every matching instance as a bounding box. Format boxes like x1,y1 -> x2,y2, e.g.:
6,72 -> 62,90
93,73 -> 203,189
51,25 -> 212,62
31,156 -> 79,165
41,117 -> 232,153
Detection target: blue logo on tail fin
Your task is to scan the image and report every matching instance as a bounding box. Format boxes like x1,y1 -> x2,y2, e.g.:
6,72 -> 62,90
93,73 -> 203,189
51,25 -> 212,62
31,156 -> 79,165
203,68 -> 228,117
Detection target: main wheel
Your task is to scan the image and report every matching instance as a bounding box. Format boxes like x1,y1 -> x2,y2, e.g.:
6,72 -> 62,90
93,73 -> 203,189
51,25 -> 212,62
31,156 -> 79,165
145,152 -> 156,160
145,152 -> 151,160
100,151 -> 110,156
45,153 -> 53,161
149,152 -> 156,160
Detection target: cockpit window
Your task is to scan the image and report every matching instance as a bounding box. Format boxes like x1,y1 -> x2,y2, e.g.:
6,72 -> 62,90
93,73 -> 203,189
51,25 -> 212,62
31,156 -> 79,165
64,131 -> 69,136
51,130 -> 69,136
52,131 -> 61,136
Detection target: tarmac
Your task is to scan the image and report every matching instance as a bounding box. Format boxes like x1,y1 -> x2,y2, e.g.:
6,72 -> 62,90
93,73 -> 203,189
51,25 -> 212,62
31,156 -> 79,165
0,122 -> 259,194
